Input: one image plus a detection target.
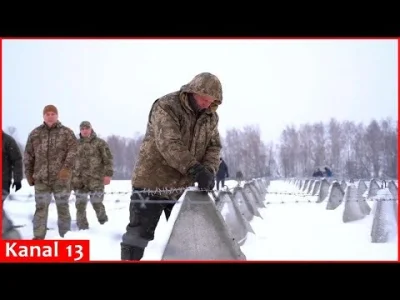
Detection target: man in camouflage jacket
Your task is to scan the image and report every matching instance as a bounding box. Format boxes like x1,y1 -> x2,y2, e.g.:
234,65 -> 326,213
72,121 -> 114,229
24,105 -> 78,239
121,72 -> 223,260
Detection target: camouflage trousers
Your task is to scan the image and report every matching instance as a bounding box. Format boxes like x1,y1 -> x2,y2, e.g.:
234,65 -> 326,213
33,181 -> 72,239
121,189 -> 177,249
75,181 -> 108,229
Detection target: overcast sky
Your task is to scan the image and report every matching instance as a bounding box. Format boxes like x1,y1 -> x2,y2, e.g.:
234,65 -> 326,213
2,39 -> 397,144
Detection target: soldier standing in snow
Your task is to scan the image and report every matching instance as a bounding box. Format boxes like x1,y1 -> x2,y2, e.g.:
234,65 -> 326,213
24,105 -> 78,239
120,72 -> 223,260
216,157 -> 229,190
2,131 -> 23,203
72,121 -> 114,230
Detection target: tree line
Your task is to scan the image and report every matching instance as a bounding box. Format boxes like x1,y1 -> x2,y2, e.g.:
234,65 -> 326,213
5,116 -> 397,180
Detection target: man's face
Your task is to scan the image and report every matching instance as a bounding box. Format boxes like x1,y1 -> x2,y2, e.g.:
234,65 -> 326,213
193,93 -> 215,110
80,126 -> 92,137
43,112 -> 58,126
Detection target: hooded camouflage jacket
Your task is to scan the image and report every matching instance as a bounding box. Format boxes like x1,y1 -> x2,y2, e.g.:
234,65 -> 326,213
131,72 -> 223,192
72,131 -> 114,185
2,131 -> 23,185
24,121 -> 78,184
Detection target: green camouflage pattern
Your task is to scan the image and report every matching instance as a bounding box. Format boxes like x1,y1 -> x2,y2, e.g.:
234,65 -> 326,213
75,181 -> 108,229
24,121 -> 78,184
131,72 -> 223,194
72,131 -> 114,186
33,181 -> 72,238
72,131 -> 112,228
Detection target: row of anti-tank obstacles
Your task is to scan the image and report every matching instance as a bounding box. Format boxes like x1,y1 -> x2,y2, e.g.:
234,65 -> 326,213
284,178 -> 398,243
159,176 -> 397,260
160,177 -> 270,260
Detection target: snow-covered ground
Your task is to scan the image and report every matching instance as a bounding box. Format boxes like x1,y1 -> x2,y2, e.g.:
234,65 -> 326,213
3,179 -> 398,261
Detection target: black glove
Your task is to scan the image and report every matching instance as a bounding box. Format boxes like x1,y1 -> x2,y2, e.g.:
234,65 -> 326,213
188,164 -> 215,191
12,181 -> 22,192
226,173 -> 229,178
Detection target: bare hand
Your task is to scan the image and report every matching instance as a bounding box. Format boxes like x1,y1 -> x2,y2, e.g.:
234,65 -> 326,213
103,176 -> 111,185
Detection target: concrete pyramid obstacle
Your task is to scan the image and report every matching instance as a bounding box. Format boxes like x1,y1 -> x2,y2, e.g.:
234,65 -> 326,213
370,189 -> 398,243
343,184 -> 366,223
357,180 -> 371,215
340,180 -> 347,192
232,187 -> 256,222
326,181 -> 344,210
387,180 -> 398,223
250,181 -> 266,208
162,190 -> 246,260
316,179 -> 330,203
367,179 -> 380,199
242,183 -> 263,218
306,180 -> 314,194
311,180 -> 320,196
216,191 -> 254,245
302,179 -> 309,192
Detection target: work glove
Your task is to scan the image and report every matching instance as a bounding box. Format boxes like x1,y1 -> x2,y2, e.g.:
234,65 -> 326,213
188,163 -> 215,191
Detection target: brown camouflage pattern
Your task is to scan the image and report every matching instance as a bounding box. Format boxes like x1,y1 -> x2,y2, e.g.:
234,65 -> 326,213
72,131 -> 114,186
24,121 -> 78,184
75,181 -> 108,229
24,121 -> 77,239
72,131 -> 113,228
131,72 -> 223,195
33,181 -> 72,238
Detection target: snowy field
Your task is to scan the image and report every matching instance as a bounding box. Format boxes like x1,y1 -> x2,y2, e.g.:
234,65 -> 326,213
3,179 -> 398,261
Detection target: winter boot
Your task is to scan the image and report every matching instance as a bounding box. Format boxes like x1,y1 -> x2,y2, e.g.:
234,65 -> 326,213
121,243 -> 144,261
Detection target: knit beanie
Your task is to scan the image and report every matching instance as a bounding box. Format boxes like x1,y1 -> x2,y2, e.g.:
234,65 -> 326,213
43,105 -> 58,115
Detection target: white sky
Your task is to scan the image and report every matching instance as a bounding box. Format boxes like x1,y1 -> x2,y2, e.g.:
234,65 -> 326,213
2,39 -> 398,144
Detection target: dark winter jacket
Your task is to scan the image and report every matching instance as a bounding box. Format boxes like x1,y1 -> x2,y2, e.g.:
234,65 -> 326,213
2,131 -> 23,187
216,159 -> 229,180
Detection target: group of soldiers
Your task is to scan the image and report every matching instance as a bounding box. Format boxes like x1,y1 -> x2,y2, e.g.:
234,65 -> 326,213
3,71 -> 224,261
3,107 -> 114,240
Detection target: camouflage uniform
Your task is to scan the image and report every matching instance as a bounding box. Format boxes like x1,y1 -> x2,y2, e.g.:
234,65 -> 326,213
121,72 -> 223,260
24,121 -> 78,239
2,131 -> 23,202
72,121 -> 114,229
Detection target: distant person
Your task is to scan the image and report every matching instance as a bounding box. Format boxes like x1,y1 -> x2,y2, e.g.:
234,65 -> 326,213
324,167 -> 332,177
2,131 -> 23,203
236,171 -> 244,181
312,168 -> 323,177
24,105 -> 78,239
72,121 -> 114,230
120,72 -> 223,261
216,157 -> 229,190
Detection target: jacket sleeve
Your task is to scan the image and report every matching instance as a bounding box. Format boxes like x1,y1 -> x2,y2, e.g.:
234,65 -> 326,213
100,141 -> 114,177
7,136 -> 23,182
201,124 -> 222,175
23,132 -> 35,178
63,129 -> 78,170
151,102 -> 198,175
